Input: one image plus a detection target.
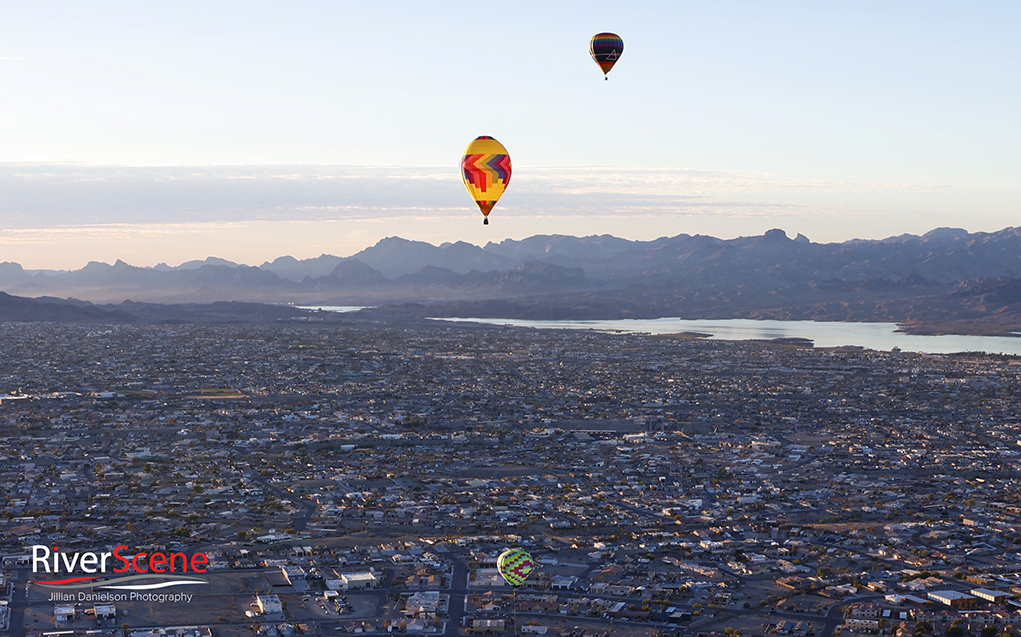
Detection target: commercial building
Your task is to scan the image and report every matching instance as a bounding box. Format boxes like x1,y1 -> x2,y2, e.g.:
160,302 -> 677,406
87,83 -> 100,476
971,588 -> 1008,603
94,603 -> 118,620
255,593 -> 283,615
339,571 -> 378,590
928,591 -> 979,609
54,604 -> 76,622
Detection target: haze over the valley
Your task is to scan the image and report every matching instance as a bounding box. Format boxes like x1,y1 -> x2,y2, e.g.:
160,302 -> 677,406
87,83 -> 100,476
7,226 -> 1021,335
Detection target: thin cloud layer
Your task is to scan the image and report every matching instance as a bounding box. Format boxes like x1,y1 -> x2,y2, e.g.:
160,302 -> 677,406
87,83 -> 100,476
2,164 -> 1011,230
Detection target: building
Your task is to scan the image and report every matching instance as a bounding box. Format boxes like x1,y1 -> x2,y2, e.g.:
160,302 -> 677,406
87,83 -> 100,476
886,594 -> 930,607
255,593 -> 283,615
94,603 -> 118,620
850,604 -> 882,618
844,617 -> 882,633
404,591 -> 442,618
54,604 -> 76,622
324,569 -> 345,591
1,555 -> 30,566
551,575 -> 578,590
281,565 -> 307,586
928,591 -> 979,609
342,571 -> 378,590
472,568 -> 506,587
971,588 -> 1008,603
128,628 -> 213,637
471,619 -> 506,634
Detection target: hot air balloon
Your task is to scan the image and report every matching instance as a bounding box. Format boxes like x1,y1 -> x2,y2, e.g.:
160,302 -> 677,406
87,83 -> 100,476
497,548 -> 535,587
589,32 -> 624,79
461,136 -> 511,225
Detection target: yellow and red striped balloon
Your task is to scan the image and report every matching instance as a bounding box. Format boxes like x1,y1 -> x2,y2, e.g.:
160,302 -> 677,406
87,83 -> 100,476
461,136 -> 511,225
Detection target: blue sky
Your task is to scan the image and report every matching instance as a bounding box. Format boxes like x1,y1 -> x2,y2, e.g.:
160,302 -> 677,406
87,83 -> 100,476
1,1 -> 1019,268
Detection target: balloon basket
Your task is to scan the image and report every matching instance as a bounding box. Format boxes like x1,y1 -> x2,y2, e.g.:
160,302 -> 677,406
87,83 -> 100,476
483,218 -> 489,225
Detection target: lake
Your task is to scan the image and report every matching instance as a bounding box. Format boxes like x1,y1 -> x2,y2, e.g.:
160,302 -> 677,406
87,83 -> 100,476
433,317 -> 1021,355
299,305 -> 368,313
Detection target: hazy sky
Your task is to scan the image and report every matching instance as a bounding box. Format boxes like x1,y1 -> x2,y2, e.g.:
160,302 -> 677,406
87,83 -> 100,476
1,1 -> 1019,268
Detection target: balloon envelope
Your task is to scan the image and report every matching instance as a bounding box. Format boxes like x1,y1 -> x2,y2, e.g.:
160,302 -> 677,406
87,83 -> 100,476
497,548 -> 535,587
461,136 -> 512,220
589,32 -> 624,77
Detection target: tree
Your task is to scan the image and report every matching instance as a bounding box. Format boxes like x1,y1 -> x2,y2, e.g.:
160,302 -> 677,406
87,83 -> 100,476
946,619 -> 965,637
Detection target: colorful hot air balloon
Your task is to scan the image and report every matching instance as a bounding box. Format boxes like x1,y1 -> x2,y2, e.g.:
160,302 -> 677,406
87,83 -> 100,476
497,548 -> 535,587
589,32 -> 624,79
461,136 -> 511,225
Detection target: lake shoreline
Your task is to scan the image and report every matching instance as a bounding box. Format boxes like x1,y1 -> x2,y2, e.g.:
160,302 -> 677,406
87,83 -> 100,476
426,316 -> 1021,355
896,321 -> 1021,338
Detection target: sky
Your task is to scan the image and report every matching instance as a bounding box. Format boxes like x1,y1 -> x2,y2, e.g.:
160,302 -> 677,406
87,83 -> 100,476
1,1 -> 1019,269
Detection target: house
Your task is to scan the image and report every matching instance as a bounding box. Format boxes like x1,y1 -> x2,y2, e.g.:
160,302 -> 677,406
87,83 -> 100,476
405,591 -> 442,619
471,567 -> 507,588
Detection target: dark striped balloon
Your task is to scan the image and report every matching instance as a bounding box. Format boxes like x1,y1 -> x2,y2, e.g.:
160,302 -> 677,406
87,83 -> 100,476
589,32 -> 624,79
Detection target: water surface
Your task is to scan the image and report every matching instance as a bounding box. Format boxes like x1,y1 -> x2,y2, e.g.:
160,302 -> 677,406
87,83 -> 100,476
298,305 -> 368,313
434,317 -> 1021,355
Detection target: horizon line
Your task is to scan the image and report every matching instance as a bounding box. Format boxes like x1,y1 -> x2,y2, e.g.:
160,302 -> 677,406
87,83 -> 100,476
2,224 -> 1006,272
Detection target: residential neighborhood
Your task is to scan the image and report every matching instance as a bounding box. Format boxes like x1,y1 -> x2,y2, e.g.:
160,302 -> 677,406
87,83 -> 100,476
2,322 -> 1021,636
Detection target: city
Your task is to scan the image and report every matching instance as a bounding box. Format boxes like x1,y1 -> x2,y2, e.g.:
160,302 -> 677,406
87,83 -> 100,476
4,2 -> 1018,637
2,321 -> 1021,636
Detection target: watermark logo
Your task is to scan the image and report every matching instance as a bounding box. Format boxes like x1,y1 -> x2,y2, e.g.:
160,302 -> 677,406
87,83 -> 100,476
31,545 -> 210,594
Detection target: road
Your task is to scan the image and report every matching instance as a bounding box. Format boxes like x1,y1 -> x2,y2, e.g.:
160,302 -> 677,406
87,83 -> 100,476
250,474 -> 318,532
445,553 -> 471,633
5,565 -> 30,637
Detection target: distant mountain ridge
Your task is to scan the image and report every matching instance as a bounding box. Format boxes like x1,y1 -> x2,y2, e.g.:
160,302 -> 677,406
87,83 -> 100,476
9,225 -> 1021,286
349,237 -> 517,278
0,291 -> 307,324
6,227 -> 1021,334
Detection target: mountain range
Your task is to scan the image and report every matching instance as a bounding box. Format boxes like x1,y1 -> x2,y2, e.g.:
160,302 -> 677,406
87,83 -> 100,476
6,227 -> 1021,334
